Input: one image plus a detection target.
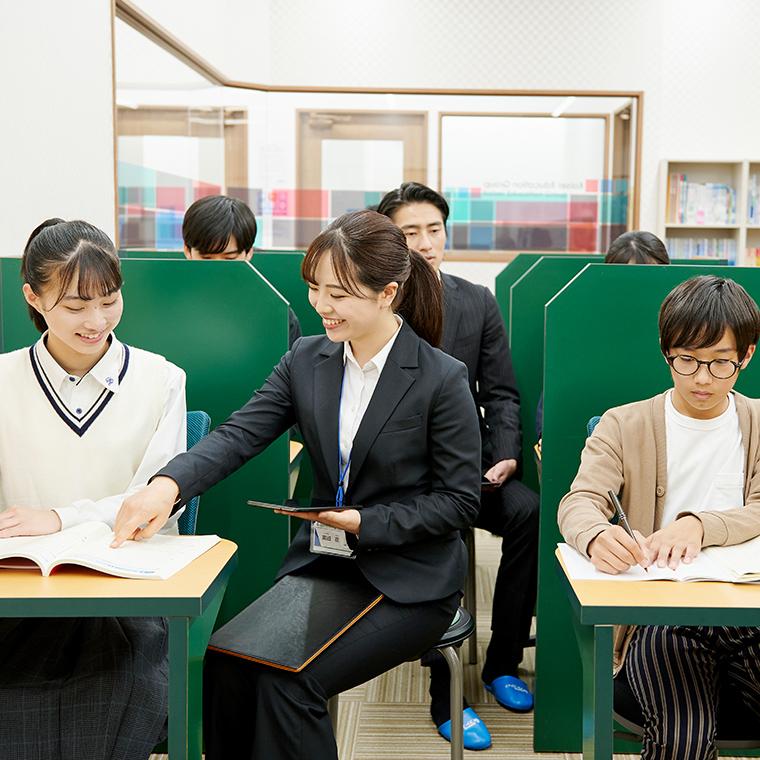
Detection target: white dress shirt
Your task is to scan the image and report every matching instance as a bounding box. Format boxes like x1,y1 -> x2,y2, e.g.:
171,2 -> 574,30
338,317 -> 403,494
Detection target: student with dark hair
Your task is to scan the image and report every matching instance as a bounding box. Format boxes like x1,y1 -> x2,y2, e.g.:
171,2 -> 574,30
112,209 -> 482,760
0,219 -> 187,760
182,194 -> 302,347
378,182 -> 538,749
604,230 -> 670,265
559,275 -> 760,760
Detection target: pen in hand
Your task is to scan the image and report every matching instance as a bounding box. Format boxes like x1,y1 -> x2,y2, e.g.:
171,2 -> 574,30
607,489 -> 649,573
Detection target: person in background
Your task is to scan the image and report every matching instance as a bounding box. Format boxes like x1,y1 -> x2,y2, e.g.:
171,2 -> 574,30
604,230 -> 670,265
182,194 -> 302,348
378,182 -> 538,751
0,219 -> 186,760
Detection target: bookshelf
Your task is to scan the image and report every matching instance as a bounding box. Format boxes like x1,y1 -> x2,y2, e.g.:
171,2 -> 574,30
657,159 -> 760,265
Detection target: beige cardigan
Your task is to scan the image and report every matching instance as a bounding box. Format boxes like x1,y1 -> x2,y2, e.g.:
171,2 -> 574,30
557,391 -> 760,671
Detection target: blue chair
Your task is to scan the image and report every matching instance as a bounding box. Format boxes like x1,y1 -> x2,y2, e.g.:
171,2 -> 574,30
177,410 -> 211,536
587,415 -> 601,437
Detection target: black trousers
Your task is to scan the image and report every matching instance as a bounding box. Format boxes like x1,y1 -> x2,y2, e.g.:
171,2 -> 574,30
427,477 -> 539,723
625,625 -> 760,760
203,564 -> 459,760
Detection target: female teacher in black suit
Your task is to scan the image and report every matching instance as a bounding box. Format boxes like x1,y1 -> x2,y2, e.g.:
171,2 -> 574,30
113,209 -> 482,760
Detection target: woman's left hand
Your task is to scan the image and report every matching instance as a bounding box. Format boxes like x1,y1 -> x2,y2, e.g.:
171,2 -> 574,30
0,507 -> 62,538
275,507 -> 361,535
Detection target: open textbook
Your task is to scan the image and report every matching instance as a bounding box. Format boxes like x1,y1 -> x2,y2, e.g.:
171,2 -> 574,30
0,521 -> 220,580
559,535 -> 760,583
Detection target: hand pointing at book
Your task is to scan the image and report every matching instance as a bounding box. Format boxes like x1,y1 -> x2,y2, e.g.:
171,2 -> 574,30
111,477 -> 179,547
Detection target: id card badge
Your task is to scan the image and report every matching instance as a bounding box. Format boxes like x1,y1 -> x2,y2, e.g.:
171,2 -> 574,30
310,521 -> 356,559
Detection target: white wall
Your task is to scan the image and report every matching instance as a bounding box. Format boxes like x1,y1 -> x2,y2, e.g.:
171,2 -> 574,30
0,0 -> 115,256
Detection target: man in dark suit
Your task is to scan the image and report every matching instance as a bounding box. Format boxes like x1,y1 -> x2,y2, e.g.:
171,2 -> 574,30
378,183 -> 539,750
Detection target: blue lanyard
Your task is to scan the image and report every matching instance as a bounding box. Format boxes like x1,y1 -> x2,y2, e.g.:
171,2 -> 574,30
336,365 -> 351,508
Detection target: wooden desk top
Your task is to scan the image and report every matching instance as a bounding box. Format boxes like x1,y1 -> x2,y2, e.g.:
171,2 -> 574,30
555,548 -> 760,627
0,539 -> 237,618
289,440 -> 304,463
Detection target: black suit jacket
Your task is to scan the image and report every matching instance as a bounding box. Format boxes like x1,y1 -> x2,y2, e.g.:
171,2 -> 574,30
440,273 -> 522,468
158,321 -> 481,603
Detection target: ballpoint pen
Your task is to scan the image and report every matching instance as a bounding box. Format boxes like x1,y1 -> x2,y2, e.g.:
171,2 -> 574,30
608,489 -> 649,572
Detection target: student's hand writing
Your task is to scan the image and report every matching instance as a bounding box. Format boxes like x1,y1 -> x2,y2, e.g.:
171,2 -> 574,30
111,477 -> 179,547
0,507 -> 62,538
484,459 -> 518,486
587,525 -> 649,574
644,515 -> 704,570
275,508 -> 361,535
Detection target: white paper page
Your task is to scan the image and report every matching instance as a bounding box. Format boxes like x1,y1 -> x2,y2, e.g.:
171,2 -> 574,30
557,543 -> 734,583
0,523 -> 104,573
703,534 -> 760,577
60,533 -> 220,580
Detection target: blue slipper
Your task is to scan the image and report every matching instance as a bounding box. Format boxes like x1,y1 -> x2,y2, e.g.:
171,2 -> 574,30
484,675 -> 534,712
437,707 -> 492,750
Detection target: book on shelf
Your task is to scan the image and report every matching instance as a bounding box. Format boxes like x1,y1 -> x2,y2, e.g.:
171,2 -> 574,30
667,173 -> 736,225
0,521 -> 220,580
748,247 -> 760,266
559,535 -> 760,583
749,174 -> 759,225
666,236 -> 736,263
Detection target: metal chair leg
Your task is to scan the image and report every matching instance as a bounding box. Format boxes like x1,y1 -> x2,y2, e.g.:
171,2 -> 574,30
439,645 -> 464,760
464,528 -> 478,665
327,694 -> 339,735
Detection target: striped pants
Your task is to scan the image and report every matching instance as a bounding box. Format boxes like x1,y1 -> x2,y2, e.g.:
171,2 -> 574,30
625,625 -> 760,760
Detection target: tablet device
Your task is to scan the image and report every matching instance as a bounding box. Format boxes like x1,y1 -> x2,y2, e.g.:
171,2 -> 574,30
247,500 -> 322,513
481,479 -> 500,492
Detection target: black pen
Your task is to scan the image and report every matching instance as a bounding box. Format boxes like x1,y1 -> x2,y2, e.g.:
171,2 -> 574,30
607,489 -> 649,572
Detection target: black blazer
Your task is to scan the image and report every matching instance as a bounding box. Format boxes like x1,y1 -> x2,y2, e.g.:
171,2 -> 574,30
158,321 -> 481,603
440,273 -> 521,467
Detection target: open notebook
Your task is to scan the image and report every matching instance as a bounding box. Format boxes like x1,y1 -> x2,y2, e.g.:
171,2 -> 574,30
559,535 -> 760,583
0,521 -> 219,580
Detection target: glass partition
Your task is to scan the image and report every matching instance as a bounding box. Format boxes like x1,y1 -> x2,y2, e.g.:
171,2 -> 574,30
114,17 -> 638,258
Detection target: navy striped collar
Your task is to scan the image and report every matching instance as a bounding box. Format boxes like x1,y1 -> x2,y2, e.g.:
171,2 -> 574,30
29,339 -> 130,437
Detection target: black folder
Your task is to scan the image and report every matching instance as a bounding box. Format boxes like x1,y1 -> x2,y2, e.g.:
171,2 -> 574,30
207,572 -> 384,672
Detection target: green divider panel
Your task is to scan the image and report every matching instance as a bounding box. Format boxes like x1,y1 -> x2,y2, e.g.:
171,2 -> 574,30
495,254 -> 605,341
0,258 -> 290,627
0,259 -> 38,351
535,263 -> 760,752
494,254 -> 727,344
253,251 -> 323,337
509,257 -> 600,492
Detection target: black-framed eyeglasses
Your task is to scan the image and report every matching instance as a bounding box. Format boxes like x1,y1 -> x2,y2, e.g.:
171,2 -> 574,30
666,354 -> 743,379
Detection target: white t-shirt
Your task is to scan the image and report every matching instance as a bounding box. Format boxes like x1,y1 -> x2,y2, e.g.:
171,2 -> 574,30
662,389 -> 745,527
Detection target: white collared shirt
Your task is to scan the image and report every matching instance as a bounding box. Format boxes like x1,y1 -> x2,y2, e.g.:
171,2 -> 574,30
338,317 -> 403,494
35,332 -> 127,424
21,333 -> 187,530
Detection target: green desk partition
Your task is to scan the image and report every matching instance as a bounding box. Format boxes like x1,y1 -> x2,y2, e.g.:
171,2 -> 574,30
0,258 -> 290,627
119,248 -> 323,338
534,263 -> 760,752
509,257 -> 601,491
495,254 -> 605,341
253,251 -> 323,337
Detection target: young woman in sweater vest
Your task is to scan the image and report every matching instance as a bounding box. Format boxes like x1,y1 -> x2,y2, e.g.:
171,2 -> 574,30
0,219 -> 186,760
559,275 -> 760,760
